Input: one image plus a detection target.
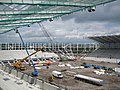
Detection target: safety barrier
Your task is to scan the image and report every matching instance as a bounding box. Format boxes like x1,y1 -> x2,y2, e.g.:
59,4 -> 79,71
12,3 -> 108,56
44,82 -> 60,90
18,71 -> 24,79
0,64 -> 2,69
23,73 -> 29,82
11,69 -> 18,76
0,64 -> 65,90
2,65 -> 6,71
5,66 -> 10,73
36,79 -> 43,89
28,76 -> 35,84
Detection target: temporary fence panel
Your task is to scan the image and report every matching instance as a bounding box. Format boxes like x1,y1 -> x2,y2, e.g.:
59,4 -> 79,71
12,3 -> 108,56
36,79 -> 43,89
11,69 -> 18,76
28,76 -> 35,84
23,74 -> 29,82
18,71 -> 24,79
44,82 -> 60,90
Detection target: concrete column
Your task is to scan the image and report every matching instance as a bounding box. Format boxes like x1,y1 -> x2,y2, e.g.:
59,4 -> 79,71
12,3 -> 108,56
8,67 -> 12,74
0,44 -> 1,50
23,74 -> 29,82
18,72 -> 24,79
44,82 -> 60,90
28,76 -> 35,84
5,66 -> 9,73
2,65 -> 6,71
0,64 -> 2,70
11,69 -> 18,76
36,79 -> 43,89
15,43 -> 16,50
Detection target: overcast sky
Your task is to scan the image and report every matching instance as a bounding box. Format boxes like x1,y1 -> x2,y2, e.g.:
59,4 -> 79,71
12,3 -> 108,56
0,0 -> 120,43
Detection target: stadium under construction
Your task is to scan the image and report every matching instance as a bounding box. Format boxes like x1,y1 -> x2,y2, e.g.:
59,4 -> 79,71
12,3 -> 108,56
0,0 -> 120,90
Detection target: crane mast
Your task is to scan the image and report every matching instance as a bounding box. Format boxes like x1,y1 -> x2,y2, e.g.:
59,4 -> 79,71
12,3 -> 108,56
15,30 -> 39,76
12,49 -> 42,70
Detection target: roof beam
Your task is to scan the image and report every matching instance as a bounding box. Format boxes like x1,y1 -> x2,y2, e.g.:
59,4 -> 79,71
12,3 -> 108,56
0,20 -> 42,25
0,23 -> 30,27
0,0 -> 94,7
0,23 -> 31,30
89,35 -> 120,44
0,23 -> 31,27
106,36 -> 117,43
0,10 -> 70,16
94,0 -> 116,6
0,28 -> 14,32
0,29 -> 13,34
99,37 -> 112,43
89,37 -> 104,43
0,13 -> 65,29
0,17 -> 52,22
0,13 -> 68,30
113,36 -> 120,42
0,0 -> 116,34
0,0 -> 116,7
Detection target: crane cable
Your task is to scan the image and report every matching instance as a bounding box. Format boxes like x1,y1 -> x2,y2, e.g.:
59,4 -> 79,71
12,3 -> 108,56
38,23 -> 55,43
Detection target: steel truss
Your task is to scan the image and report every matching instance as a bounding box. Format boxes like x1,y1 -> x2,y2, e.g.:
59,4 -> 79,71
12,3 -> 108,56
0,0 -> 116,34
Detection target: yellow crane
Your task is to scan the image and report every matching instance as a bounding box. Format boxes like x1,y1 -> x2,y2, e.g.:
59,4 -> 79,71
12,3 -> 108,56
12,47 -> 44,70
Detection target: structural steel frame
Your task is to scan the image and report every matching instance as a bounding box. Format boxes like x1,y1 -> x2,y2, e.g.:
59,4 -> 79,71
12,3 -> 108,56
0,0 -> 116,34
89,35 -> 120,43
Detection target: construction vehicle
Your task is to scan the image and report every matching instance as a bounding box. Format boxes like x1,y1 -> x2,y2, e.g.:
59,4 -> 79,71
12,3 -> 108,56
52,71 -> 63,78
15,30 -> 43,76
32,60 -> 52,66
12,48 -> 43,70
48,76 -> 54,83
41,60 -> 52,66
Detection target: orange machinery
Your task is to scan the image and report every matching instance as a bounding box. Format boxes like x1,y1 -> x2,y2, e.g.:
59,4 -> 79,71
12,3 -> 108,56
12,48 -> 43,70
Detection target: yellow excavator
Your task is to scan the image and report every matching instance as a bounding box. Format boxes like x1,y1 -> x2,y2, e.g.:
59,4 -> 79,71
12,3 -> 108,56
12,47 -> 44,70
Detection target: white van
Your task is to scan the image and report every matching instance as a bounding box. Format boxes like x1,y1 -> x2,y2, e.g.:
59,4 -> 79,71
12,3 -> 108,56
52,71 -> 63,78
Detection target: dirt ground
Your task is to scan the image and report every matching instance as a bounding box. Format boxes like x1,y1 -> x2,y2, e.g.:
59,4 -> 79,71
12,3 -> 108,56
17,57 -> 120,90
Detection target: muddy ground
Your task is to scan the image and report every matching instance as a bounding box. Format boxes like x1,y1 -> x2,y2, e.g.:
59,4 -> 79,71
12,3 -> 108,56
19,57 -> 120,90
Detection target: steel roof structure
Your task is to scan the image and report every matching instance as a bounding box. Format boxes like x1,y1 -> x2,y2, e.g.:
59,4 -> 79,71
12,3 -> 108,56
89,35 -> 120,43
0,0 -> 116,34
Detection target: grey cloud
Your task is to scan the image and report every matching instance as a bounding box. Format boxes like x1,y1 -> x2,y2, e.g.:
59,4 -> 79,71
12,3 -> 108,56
0,1 -> 119,43
62,0 -> 120,23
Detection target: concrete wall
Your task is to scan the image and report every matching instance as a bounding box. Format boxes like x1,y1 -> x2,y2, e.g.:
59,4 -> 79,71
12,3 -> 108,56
28,76 -> 35,84
36,79 -> 43,89
0,64 -> 2,70
18,71 -> 24,79
23,74 -> 29,82
44,82 -> 60,90
2,65 -> 6,71
5,66 -> 10,73
11,69 -> 18,76
0,64 -> 65,90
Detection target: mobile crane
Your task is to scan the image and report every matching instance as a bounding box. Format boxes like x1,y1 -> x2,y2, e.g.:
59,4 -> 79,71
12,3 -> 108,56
14,29 -> 43,76
12,48 -> 43,70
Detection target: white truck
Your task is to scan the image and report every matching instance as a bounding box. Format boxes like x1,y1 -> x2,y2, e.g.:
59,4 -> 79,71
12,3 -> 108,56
52,71 -> 63,78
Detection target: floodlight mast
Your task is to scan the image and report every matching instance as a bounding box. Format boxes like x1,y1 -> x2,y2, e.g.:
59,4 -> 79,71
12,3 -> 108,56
15,29 -> 38,76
